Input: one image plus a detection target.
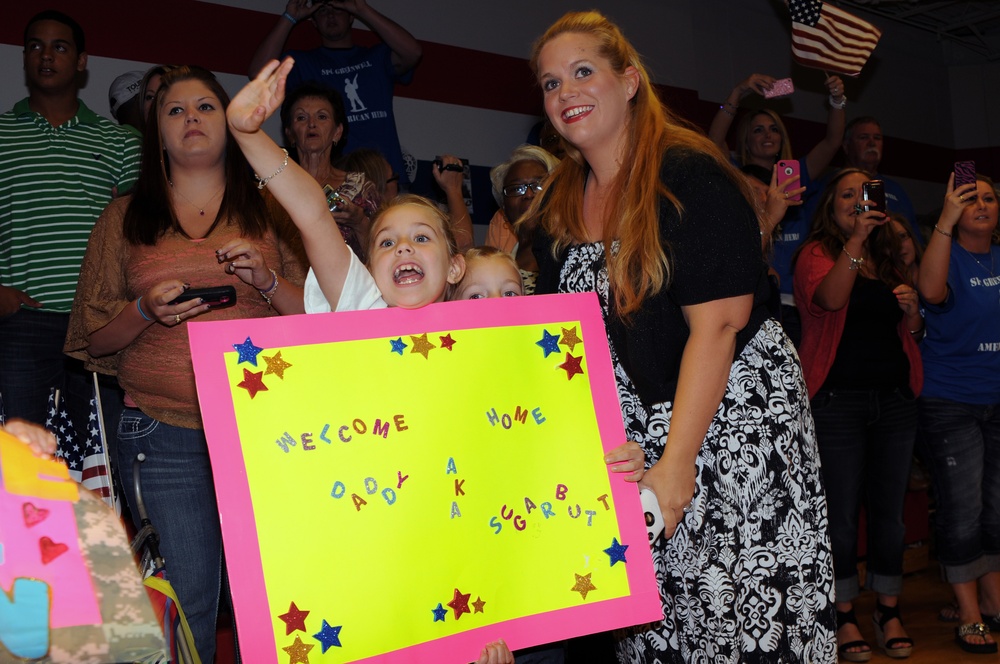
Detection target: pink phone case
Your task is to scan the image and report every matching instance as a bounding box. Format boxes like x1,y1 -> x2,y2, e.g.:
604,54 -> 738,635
776,160 -> 802,202
764,78 -> 795,99
954,160 -> 977,189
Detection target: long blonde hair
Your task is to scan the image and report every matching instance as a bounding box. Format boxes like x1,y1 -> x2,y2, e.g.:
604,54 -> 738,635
736,109 -> 793,167
526,11 -> 756,318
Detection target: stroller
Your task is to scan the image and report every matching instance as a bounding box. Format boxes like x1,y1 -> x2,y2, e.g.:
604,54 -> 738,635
130,453 -> 202,664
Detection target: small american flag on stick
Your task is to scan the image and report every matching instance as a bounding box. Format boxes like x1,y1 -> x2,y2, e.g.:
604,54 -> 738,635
789,0 -> 882,77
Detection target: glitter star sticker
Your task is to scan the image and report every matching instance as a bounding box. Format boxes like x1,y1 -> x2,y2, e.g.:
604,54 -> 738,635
558,353 -> 584,380
312,620 -> 342,653
560,326 -> 583,351
604,537 -> 628,566
390,337 -> 408,355
263,351 -> 292,379
447,587 -> 471,620
233,336 -> 264,366
282,635 -> 314,664
278,601 -> 309,635
432,603 -> 447,622
472,596 -> 486,613
237,368 -> 268,399
439,333 -> 456,350
536,329 -> 561,357
571,573 -> 597,600
409,333 -> 436,359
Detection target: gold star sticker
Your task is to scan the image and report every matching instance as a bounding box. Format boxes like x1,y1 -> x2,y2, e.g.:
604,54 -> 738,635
560,326 -> 582,351
571,572 -> 596,600
472,596 -> 486,613
409,333 -> 436,359
263,351 -> 292,379
282,635 -> 314,664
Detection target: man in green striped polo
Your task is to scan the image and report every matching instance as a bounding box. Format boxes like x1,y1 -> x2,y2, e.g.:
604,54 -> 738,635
0,10 -> 141,426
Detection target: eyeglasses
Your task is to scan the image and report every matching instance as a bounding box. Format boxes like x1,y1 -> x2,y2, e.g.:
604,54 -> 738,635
503,181 -> 544,198
386,173 -> 400,184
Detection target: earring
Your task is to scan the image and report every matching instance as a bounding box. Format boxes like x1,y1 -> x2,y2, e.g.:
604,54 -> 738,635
332,138 -> 339,147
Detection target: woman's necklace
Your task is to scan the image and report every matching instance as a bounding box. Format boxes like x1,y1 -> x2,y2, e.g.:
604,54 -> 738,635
169,181 -> 223,216
957,242 -> 996,277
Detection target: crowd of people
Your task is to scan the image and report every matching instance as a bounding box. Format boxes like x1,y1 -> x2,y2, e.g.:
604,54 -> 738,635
2,4 -> 999,664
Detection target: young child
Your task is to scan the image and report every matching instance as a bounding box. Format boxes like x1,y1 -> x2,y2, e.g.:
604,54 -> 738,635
227,61 -> 644,664
452,246 -> 524,301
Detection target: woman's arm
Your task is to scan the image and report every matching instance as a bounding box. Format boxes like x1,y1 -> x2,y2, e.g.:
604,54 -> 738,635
918,175 -> 975,305
707,73 -> 775,156
803,75 -> 846,178
811,209 -> 885,311
228,58 -> 355,310
432,155 -> 474,251
639,293 -> 751,539
88,281 -> 208,357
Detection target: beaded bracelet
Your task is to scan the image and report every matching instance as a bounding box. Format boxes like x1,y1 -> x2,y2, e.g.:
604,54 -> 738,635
842,246 -> 865,270
255,149 -> 289,190
136,296 -> 153,321
259,268 -> 279,305
719,104 -> 735,118
281,11 -> 297,25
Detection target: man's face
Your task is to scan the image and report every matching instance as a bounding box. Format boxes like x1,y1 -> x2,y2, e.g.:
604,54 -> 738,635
311,2 -> 354,42
844,121 -> 883,172
23,19 -> 85,94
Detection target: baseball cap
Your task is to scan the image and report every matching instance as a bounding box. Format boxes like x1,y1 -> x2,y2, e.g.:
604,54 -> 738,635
108,70 -> 144,120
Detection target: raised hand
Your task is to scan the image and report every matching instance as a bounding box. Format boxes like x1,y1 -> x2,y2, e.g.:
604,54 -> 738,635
228,57 -> 295,135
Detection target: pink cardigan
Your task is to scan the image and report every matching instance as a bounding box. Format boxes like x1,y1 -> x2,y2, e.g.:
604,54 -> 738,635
793,241 -> 923,399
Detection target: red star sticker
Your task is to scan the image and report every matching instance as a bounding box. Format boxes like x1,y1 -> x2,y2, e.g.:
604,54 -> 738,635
238,368 -> 268,398
472,596 -> 486,613
439,333 -> 456,350
558,353 -> 584,380
282,635 -> 314,664
278,601 -> 309,635
447,587 -> 471,620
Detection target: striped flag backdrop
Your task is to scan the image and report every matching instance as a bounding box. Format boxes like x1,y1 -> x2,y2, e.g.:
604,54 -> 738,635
789,0 -> 882,77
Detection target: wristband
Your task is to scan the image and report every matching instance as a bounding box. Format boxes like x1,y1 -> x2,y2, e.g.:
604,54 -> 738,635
281,11 -> 298,25
136,296 -> 153,321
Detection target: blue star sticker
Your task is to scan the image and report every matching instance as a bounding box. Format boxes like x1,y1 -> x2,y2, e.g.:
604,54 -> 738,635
313,620 -> 342,652
432,603 -> 447,622
604,537 -> 629,566
233,337 -> 264,366
536,329 -> 561,357
390,337 -> 408,355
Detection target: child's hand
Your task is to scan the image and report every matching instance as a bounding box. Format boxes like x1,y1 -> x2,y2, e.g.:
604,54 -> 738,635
604,441 -> 645,482
3,419 -> 57,459
474,639 -> 514,664
228,57 -> 295,135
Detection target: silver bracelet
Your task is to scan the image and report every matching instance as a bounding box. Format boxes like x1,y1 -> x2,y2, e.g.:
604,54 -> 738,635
842,246 -> 865,270
259,268 -> 279,305
829,94 -> 847,110
255,149 -> 289,190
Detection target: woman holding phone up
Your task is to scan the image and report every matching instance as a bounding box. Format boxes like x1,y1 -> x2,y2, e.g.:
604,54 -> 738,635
794,168 -> 922,661
65,65 -> 305,662
917,173 -> 1000,655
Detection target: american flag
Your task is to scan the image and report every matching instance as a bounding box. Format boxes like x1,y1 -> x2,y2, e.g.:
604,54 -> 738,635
48,383 -> 120,514
789,0 -> 882,77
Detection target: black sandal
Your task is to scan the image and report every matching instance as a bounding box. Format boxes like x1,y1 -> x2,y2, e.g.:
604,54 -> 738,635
956,622 -> 999,655
837,608 -> 872,663
872,601 -> 913,659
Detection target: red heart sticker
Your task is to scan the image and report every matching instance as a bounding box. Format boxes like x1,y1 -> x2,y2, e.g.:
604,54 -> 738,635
23,502 -> 50,527
39,537 -> 69,564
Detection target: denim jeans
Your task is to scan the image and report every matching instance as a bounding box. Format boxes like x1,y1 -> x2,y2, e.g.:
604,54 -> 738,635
918,397 -> 1000,583
117,408 -> 221,662
810,388 -> 917,602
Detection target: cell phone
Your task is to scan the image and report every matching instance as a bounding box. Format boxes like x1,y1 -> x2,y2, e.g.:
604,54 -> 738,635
323,184 -> 346,212
639,488 -> 664,543
763,77 -> 795,99
954,160 -> 977,189
433,157 -> 463,173
168,285 -> 237,308
862,180 -> 886,213
776,159 -> 801,202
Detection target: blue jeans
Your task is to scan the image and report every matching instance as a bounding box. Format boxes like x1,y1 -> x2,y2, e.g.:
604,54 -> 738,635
810,388 -> 917,602
918,397 -> 1000,583
117,408 -> 221,663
